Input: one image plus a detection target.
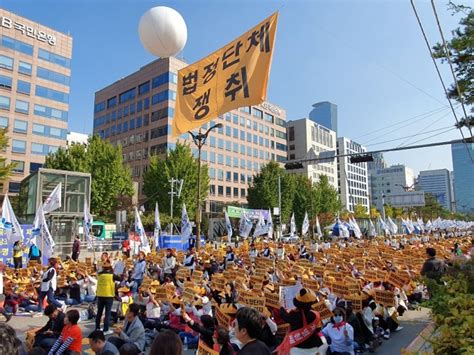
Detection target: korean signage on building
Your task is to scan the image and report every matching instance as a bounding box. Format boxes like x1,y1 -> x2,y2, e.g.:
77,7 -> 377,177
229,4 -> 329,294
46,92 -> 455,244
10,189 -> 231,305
227,206 -> 270,220
172,12 -> 278,136
1,16 -> 57,46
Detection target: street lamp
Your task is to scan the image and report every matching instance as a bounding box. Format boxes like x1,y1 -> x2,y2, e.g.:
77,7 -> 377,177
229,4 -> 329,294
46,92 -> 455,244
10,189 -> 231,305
189,123 -> 223,250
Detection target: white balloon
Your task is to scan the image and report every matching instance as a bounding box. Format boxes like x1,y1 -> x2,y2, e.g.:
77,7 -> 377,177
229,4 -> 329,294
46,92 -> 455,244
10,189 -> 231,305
138,6 -> 187,58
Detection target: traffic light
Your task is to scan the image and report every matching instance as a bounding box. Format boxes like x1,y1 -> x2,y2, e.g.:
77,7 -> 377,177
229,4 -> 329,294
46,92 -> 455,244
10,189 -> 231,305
274,215 -> 281,225
284,162 -> 304,170
350,154 -> 374,163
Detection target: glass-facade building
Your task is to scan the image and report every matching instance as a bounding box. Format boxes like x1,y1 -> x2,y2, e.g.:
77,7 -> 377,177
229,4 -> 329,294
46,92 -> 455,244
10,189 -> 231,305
93,56 -> 288,212
451,143 -> 474,214
0,9 -> 72,196
308,101 -> 338,134
417,169 -> 454,211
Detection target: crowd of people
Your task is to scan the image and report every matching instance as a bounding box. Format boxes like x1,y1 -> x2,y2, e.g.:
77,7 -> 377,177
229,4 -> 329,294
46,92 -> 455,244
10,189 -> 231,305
0,232 -> 472,355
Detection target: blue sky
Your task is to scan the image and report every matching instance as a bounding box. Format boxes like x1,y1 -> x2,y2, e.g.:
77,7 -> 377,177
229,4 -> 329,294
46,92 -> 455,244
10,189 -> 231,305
3,0 -> 472,174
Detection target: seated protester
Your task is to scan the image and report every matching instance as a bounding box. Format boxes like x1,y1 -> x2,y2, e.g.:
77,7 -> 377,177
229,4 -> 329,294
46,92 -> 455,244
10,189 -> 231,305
278,288 -> 327,354
183,249 -> 196,274
262,243 -> 272,259
116,287 -> 133,321
322,307 -> 355,355
139,291 -> 163,330
0,305 -> 12,322
0,324 -> 22,355
34,305 -> 65,349
359,299 -> 377,351
181,313 -> 216,348
76,271 -> 97,303
234,307 -> 271,354
149,330 -> 183,355
219,304 -> 241,350
4,289 -> 20,314
192,291 -> 213,317
88,330 -> 119,355
224,246 -> 235,269
249,244 -> 259,263
345,306 -> 366,351
48,309 -> 82,355
214,326 -> 235,355
133,287 -> 149,314
65,277 -> 82,306
298,243 -> 308,259
108,304 -> 145,354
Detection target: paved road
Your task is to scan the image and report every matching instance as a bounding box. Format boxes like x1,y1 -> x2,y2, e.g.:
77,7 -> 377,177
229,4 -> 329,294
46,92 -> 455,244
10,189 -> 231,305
5,306 -> 432,354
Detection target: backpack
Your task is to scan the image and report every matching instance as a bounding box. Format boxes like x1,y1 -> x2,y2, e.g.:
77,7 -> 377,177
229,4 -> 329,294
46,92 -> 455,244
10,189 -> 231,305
31,245 -> 40,257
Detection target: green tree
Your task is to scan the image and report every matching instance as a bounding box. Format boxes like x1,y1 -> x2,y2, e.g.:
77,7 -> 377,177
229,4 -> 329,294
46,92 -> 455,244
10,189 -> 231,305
0,128 -> 14,182
142,142 -> 209,219
313,175 -> 342,220
370,207 -> 381,219
292,174 -> 313,228
45,135 -> 134,220
433,7 -> 474,113
353,204 -> 369,219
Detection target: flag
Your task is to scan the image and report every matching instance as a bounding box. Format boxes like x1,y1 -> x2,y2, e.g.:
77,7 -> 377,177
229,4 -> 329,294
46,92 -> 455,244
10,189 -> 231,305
425,219 -> 432,231
154,203 -> 161,249
172,13 -> 279,136
369,219 -> 376,237
84,197 -> 93,249
239,212 -> 253,238
350,217 -> 362,239
224,211 -> 233,243
267,209 -> 273,239
378,217 -> 390,235
32,204 -> 54,261
181,204 -> 192,241
1,195 -> 23,243
302,212 -> 309,236
315,216 -> 322,239
290,213 -> 296,237
387,217 -> 398,235
135,207 -> 150,253
253,213 -> 266,237
42,183 -> 62,214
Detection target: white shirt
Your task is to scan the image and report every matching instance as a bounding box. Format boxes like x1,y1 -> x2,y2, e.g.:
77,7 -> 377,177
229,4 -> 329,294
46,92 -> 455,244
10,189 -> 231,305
322,323 -> 354,355
146,302 -> 161,318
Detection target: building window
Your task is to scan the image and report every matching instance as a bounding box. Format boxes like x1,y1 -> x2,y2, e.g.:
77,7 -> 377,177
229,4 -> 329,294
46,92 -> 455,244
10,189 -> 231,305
119,87 -> 136,104
0,55 -> 13,70
289,126 -> 295,141
0,75 -> 12,90
226,187 -> 231,197
38,48 -> 71,67
8,182 -> 21,193
18,61 -> 32,75
36,85 -> 69,104
0,116 -> 8,128
12,160 -> 24,173
34,104 -> 68,122
15,100 -> 29,114
233,188 -> 239,198
17,80 -> 30,95
241,188 -> 246,197
2,36 -> 33,56
12,139 -> 26,153
218,185 -> 224,196
13,119 -> 28,133
37,67 -> 70,85
138,81 -> 150,95
253,108 -> 263,118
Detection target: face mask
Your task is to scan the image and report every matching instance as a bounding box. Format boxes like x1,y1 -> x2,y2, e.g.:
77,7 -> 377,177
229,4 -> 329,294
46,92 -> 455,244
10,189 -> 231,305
334,315 -> 343,323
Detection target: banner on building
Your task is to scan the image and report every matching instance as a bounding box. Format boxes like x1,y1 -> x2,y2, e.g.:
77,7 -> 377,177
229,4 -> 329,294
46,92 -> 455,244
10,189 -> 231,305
227,206 -> 270,220
172,12 -> 279,136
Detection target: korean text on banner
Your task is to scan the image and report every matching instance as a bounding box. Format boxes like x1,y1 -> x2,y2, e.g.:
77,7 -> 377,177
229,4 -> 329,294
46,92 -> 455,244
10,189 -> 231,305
172,12 -> 278,136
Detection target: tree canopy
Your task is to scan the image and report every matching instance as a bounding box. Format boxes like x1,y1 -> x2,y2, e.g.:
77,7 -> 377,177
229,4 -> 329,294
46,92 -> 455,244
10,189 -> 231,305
44,135 -> 134,219
142,142 -> 209,219
0,129 -> 13,183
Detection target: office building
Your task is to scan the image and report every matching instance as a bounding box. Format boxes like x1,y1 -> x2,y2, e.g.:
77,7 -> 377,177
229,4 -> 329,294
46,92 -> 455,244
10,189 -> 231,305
451,142 -> 474,214
417,169 -> 454,211
370,164 -> 415,211
0,9 -> 72,195
336,137 -> 369,213
93,56 -> 288,211
308,101 -> 338,133
66,131 -> 88,146
286,118 -> 338,189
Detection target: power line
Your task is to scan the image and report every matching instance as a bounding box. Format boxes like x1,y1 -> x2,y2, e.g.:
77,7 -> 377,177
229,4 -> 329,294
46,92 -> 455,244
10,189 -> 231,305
410,0 -> 474,163
404,127 -> 458,146
430,0 -> 473,136
355,106 -> 448,140
365,125 -> 455,147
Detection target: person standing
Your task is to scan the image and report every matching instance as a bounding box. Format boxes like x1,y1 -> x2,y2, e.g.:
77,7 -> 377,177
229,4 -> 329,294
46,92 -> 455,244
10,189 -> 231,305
162,248 -> 176,281
13,241 -> 24,269
28,243 -> 42,263
131,252 -> 146,293
72,236 -> 81,262
420,247 -> 446,281
95,261 -> 116,335
39,258 -> 65,312
183,248 -> 195,274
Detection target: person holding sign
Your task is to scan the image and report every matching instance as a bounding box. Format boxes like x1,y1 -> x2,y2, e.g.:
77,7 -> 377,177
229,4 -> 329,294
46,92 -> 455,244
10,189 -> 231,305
277,288 -> 328,355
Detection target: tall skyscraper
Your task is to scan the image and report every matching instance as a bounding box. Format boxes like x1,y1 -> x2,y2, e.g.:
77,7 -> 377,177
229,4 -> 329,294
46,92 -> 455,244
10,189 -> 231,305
451,142 -> 474,214
308,101 -> 338,134
417,169 -> 454,211
93,56 -> 288,212
337,137 -> 369,213
0,9 -> 72,196
286,118 -> 338,189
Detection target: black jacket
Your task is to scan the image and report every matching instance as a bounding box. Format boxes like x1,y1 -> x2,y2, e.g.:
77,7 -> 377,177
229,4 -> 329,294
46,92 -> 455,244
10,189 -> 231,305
36,311 -> 65,337
279,308 -> 323,348
420,257 -> 446,280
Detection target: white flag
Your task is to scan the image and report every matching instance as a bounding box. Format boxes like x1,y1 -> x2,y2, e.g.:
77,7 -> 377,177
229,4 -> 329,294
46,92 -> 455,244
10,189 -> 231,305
253,213 -> 266,237
369,219 -> 376,237
224,211 -> 233,243
43,183 -> 62,214
181,204 -> 192,241
302,212 -> 309,236
378,217 -> 390,235
239,212 -> 252,238
135,207 -> 150,253
387,217 -> 398,235
350,217 -> 362,239
1,195 -> 23,243
290,213 -> 296,237
84,198 -> 93,249
316,216 -> 322,239
33,204 -> 54,261
154,202 -> 161,249
267,210 -> 273,239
